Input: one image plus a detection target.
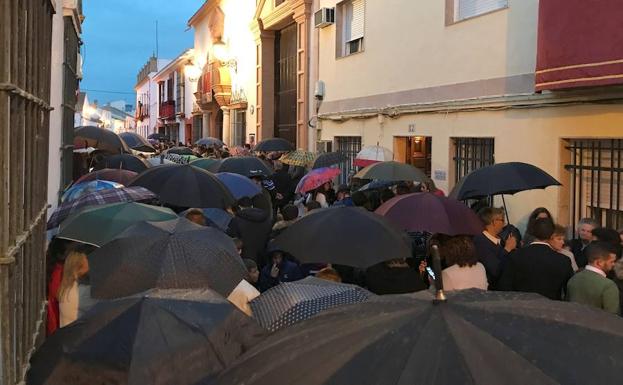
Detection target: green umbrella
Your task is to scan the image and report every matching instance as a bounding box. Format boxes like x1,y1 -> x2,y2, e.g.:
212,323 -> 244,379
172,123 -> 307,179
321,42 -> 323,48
190,157 -> 219,171
354,161 -> 428,182
56,202 -> 178,247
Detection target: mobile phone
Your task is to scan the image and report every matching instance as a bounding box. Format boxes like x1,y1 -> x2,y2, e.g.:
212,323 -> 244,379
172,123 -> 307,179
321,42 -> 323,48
425,266 -> 436,280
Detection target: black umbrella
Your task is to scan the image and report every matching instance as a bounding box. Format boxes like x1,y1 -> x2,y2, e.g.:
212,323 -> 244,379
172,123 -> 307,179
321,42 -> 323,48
251,277 -> 373,332
119,132 -> 156,152
94,153 -> 151,173
147,132 -> 169,141
216,289 -> 623,385
89,218 -> 247,299
254,137 -> 295,152
27,289 -> 267,385
450,162 -> 561,200
166,146 -> 195,156
74,126 -> 131,154
129,164 -> 235,208
272,206 -> 412,268
312,152 -> 348,169
207,157 -> 273,177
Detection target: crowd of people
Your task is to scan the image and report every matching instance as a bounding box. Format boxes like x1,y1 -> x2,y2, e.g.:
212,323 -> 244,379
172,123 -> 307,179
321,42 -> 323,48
48,142 -> 623,337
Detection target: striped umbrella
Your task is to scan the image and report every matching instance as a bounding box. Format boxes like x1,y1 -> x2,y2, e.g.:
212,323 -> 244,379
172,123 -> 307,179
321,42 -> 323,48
295,167 -> 341,194
250,277 -> 373,332
280,150 -> 316,167
47,186 -> 156,229
61,180 -> 123,203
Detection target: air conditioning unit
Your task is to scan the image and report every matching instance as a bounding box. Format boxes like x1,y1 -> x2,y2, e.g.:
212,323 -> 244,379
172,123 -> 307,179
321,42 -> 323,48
314,8 -> 335,28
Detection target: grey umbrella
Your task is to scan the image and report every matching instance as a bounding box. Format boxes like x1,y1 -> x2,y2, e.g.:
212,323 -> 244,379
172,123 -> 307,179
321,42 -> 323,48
88,218 -> 247,299
251,276 -> 373,332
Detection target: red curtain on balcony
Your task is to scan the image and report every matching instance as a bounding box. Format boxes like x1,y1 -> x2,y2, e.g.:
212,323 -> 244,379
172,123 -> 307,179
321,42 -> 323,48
535,0 -> 623,91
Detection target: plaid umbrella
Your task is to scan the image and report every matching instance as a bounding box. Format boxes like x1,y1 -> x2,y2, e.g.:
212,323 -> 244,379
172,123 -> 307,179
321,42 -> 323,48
280,150 -> 316,167
312,152 -> 348,169
47,186 -> 156,229
75,168 -> 138,186
61,180 -> 123,203
295,167 -> 341,194
251,277 -> 373,332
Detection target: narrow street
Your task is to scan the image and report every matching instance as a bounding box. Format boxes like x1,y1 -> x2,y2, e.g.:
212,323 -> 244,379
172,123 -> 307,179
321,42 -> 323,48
2,1 -> 623,384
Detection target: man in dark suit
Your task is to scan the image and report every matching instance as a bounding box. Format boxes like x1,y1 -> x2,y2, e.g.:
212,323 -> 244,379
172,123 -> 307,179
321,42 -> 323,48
473,207 -> 517,289
498,218 -> 574,300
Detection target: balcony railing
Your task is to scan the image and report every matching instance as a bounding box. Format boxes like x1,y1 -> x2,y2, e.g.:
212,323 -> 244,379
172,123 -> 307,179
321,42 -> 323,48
159,100 -> 175,120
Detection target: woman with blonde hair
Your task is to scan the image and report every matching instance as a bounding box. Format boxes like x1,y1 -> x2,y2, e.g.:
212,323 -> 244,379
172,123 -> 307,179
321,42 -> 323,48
57,251 -> 90,327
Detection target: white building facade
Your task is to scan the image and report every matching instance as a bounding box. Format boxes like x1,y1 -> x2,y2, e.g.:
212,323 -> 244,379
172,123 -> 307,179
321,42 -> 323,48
135,56 -> 171,138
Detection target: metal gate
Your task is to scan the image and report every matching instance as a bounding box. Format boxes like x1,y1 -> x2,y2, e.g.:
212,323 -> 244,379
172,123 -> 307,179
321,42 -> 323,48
336,136 -> 361,185
452,137 -> 495,183
565,139 -> 623,233
0,1 -> 54,384
275,23 -> 297,145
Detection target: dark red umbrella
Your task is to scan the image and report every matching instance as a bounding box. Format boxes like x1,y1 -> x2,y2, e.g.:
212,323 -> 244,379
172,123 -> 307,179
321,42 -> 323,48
375,192 -> 483,235
75,168 -> 138,186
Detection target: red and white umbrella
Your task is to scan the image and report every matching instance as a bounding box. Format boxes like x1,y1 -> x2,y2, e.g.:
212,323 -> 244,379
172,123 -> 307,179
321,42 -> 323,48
354,145 -> 393,167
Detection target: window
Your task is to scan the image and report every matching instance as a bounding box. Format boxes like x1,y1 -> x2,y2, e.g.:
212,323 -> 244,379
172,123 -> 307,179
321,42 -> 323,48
231,110 -> 246,146
337,0 -> 364,57
565,139 -> 623,232
454,0 -> 507,22
452,137 -> 495,184
335,136 -> 362,184
175,70 -> 185,114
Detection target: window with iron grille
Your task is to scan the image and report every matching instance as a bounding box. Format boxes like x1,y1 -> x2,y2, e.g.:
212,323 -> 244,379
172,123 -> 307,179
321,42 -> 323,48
176,70 -> 185,114
336,136 -> 362,185
565,139 -> 623,232
452,138 -> 495,184
231,110 -> 246,146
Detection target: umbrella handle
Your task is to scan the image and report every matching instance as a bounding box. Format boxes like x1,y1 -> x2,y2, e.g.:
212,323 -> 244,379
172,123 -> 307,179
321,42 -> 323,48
431,245 -> 446,304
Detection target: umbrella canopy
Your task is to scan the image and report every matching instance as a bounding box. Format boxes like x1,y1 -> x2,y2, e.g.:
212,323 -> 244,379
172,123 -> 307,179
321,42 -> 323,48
280,150 -> 316,167
357,180 -> 399,192
251,277 -> 373,332
354,161 -> 428,182
450,162 -> 562,200
179,208 -> 233,231
94,153 -> 151,173
130,164 -> 235,209
74,168 -> 138,186
74,126 -> 131,154
146,156 -> 175,166
161,153 -> 199,164
147,132 -> 169,141
119,132 -> 156,153
353,145 -> 393,167
89,218 -> 247,299
216,289 -> 623,385
216,172 -> 262,199
254,137 -> 295,152
165,146 -> 195,156
47,187 -> 157,229
57,202 -> 178,247
196,137 -> 225,147
190,157 -> 220,171
206,157 -> 273,178
295,167 -> 341,194
61,180 -> 123,203
27,289 -> 267,385
375,192 -> 483,235
312,152 -> 348,169
272,206 -> 412,268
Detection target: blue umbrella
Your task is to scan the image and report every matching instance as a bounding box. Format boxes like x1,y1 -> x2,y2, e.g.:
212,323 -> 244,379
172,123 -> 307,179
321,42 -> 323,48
61,180 -> 123,203
250,276 -> 374,332
179,208 -> 233,231
216,172 -> 261,199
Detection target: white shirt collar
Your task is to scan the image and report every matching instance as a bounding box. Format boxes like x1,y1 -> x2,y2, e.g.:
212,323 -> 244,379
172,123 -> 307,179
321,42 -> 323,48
530,241 -> 553,249
585,265 -> 607,278
483,230 -> 500,245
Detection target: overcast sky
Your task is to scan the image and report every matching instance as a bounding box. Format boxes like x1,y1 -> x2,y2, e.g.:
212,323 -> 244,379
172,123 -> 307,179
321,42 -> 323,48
80,0 -> 202,106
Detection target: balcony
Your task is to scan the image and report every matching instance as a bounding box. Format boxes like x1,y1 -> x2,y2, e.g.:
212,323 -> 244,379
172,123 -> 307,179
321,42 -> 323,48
159,100 -> 176,120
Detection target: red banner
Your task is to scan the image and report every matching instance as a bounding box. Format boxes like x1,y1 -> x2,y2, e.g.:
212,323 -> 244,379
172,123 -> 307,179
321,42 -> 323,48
535,0 -> 623,91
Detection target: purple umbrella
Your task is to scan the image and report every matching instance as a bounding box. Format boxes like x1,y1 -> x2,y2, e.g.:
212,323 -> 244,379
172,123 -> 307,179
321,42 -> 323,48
375,192 -> 483,235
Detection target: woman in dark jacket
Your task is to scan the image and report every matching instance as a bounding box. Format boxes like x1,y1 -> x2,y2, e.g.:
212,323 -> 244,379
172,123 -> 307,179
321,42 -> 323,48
523,207 -> 553,245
